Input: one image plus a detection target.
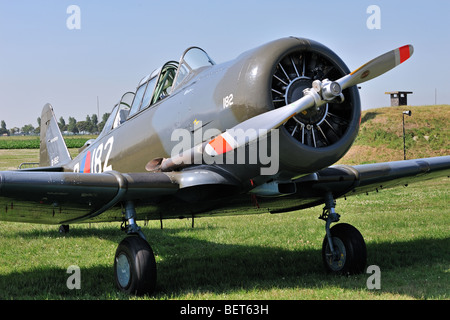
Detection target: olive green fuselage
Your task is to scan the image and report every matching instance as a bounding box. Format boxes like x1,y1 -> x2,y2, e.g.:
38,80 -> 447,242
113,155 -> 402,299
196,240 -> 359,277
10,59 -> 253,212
66,37 -> 360,184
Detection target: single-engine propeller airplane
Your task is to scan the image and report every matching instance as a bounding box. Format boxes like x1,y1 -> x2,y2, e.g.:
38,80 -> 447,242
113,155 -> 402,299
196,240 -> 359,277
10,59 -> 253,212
1,37 -> 449,295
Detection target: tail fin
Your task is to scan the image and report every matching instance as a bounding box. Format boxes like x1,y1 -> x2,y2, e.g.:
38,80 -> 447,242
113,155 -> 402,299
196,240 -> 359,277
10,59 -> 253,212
39,103 -> 72,167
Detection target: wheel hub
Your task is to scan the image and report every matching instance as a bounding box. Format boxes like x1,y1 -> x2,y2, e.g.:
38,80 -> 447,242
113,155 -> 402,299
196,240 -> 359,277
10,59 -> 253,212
325,237 -> 346,271
116,253 -> 131,288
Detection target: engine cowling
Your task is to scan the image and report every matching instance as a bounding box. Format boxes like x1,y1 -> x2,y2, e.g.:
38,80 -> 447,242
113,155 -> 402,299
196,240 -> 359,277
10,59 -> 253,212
156,37 -> 361,180
264,37 -> 361,175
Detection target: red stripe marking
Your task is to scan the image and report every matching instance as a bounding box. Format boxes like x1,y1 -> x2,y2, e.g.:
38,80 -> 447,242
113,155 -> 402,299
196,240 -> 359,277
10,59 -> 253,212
84,151 -> 91,173
399,45 -> 410,64
209,135 -> 233,155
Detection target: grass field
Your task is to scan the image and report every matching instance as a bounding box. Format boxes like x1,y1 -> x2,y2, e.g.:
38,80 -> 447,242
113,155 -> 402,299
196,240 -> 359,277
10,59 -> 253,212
0,105 -> 448,300
338,105 -> 449,165
0,178 -> 448,300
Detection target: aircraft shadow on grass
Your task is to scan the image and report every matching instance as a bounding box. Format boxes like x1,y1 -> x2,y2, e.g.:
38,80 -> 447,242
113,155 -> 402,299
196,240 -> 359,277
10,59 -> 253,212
0,226 -> 448,299
360,111 -> 380,125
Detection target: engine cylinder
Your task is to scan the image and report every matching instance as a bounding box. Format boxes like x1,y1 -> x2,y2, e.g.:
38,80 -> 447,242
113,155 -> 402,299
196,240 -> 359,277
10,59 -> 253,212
267,38 -> 361,175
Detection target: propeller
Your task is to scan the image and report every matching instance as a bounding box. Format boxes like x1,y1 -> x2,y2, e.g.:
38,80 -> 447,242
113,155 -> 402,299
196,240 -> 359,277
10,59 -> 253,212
147,45 -> 413,172
337,44 -> 414,89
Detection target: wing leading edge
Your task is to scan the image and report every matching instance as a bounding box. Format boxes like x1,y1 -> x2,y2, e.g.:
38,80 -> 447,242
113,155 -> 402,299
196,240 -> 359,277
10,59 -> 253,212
294,155 -> 450,201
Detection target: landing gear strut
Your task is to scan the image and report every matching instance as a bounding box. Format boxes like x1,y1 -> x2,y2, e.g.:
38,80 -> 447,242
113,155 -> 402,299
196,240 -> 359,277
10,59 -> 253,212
114,201 -> 157,295
319,193 -> 367,275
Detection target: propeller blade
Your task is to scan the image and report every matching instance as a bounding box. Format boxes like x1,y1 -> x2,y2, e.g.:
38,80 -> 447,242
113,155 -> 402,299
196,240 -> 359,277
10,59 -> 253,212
338,45 -> 414,90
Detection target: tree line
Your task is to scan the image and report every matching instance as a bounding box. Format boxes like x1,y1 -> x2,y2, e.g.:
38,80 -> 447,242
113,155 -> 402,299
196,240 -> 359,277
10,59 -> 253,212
0,112 -> 110,136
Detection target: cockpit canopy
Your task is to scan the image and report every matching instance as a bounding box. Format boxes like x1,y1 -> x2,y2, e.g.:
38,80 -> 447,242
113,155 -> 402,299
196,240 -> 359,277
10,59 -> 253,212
128,46 -> 214,119
173,47 -> 216,88
99,47 -> 214,137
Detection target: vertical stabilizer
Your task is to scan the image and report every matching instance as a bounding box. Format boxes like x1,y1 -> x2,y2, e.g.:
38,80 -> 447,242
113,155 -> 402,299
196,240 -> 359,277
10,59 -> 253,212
39,103 -> 72,167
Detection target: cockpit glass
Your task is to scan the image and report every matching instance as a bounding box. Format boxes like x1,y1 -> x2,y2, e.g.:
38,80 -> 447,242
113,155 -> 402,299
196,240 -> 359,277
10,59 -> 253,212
117,47 -> 214,122
99,105 -> 119,136
113,104 -> 130,129
183,47 -> 215,70
174,47 -> 214,88
140,76 -> 157,110
128,83 -> 146,117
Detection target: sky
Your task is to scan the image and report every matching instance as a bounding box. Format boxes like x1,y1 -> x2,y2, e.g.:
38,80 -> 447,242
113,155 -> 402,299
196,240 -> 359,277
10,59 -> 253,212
0,0 -> 449,129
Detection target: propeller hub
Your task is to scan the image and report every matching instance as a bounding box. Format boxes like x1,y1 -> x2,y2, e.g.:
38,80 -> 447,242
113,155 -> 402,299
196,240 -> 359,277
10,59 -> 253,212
285,77 -> 327,125
285,76 -> 312,105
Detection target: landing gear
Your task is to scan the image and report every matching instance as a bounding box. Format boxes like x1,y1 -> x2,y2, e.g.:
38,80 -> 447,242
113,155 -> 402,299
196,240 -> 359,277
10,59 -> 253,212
114,236 -> 157,295
319,193 -> 367,275
322,223 -> 367,274
59,224 -> 69,234
114,201 -> 157,295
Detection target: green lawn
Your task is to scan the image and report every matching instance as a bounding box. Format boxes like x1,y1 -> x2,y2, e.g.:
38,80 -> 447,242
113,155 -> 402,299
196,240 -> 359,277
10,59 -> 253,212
0,177 -> 448,300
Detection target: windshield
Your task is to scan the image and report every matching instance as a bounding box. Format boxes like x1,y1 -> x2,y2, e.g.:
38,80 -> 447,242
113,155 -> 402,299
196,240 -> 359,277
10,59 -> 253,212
173,47 -> 215,88
98,92 -> 133,137
99,105 -> 118,137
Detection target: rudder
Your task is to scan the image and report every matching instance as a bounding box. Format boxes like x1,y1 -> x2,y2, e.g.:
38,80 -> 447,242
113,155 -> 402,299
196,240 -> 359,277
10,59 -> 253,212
39,103 -> 72,167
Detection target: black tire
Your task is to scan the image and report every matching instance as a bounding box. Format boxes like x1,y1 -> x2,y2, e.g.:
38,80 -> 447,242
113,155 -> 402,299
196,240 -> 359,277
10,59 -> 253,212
59,225 -> 69,234
114,236 -> 157,295
322,223 -> 367,275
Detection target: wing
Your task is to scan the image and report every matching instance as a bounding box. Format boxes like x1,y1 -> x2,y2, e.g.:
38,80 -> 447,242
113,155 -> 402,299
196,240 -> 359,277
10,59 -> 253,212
291,156 -> 450,206
0,170 -> 175,224
2,156 -> 448,223
0,168 -> 240,224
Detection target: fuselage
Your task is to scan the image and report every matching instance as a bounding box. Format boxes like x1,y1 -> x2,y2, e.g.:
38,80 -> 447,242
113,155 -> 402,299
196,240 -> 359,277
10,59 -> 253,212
65,37 -> 361,188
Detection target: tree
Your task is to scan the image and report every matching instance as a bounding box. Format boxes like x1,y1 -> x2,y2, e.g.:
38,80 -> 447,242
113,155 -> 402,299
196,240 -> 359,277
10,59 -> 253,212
21,124 -> 35,135
85,115 -> 94,133
77,120 -> 89,133
91,114 -> 99,133
58,117 -> 66,131
36,117 -> 41,134
67,117 -> 78,134
0,120 -> 9,136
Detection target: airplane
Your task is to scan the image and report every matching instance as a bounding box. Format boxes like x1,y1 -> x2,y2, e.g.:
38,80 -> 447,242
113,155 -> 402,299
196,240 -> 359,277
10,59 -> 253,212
0,37 -> 449,295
